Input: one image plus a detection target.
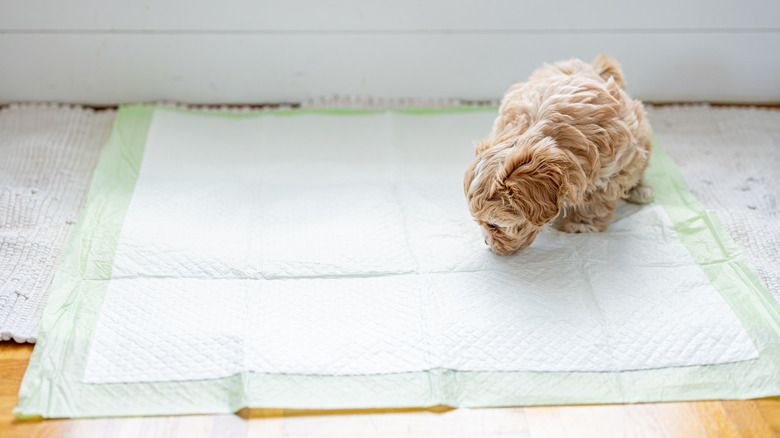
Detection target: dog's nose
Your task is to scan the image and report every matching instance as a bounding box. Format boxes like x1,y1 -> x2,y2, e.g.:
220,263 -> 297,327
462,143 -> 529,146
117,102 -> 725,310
484,239 -> 488,245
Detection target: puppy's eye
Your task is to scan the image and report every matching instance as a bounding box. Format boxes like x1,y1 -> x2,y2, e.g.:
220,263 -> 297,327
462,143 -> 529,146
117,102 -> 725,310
486,223 -> 498,230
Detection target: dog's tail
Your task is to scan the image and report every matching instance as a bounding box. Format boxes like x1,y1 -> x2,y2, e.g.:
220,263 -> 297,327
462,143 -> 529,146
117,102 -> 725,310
592,54 -> 626,89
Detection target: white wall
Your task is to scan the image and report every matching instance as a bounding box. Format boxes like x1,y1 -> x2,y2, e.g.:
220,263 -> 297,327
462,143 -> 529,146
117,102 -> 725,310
1,0 -> 779,104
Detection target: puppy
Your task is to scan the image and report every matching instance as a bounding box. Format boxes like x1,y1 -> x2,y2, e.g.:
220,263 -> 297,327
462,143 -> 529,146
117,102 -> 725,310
464,54 -> 653,255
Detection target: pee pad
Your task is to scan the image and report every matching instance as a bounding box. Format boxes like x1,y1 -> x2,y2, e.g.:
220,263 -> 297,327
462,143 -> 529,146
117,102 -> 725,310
16,106 -> 780,418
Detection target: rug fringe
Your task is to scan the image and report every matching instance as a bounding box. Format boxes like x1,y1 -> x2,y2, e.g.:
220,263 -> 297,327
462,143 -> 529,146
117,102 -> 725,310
300,95 -> 499,109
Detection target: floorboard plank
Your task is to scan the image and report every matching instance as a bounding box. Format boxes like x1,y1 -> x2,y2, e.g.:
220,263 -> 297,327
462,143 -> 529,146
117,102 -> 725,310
722,400 -> 776,438
754,397 -> 780,437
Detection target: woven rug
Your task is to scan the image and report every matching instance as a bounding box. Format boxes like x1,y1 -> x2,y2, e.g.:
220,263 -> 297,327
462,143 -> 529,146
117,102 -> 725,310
1,103 -> 778,346
0,104 -> 115,342
13,105 -> 780,417
647,105 -> 780,304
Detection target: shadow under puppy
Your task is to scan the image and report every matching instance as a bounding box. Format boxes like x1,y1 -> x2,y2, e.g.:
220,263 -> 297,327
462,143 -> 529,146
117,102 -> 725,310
464,54 -> 653,255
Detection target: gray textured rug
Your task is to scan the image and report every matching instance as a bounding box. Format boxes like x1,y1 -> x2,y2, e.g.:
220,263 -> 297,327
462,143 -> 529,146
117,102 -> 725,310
648,105 -> 780,304
0,104 -> 777,343
0,104 -> 115,342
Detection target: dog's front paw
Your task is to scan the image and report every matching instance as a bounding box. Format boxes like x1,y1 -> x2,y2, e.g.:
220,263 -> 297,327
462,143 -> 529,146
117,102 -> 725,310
626,183 -> 654,204
562,222 -> 601,234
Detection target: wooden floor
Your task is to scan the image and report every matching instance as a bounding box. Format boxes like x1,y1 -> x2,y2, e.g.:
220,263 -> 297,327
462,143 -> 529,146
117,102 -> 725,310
1,343 -> 778,437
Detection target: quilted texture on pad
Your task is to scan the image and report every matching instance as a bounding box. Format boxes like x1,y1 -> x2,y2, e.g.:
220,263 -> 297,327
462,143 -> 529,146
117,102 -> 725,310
81,109 -> 758,384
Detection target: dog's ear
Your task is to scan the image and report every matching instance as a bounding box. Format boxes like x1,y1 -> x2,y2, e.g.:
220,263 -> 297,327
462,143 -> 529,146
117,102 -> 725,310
501,147 -> 569,227
592,54 -> 626,89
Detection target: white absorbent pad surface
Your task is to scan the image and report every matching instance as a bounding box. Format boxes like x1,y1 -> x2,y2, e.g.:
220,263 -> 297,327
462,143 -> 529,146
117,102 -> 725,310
16,106 -> 780,417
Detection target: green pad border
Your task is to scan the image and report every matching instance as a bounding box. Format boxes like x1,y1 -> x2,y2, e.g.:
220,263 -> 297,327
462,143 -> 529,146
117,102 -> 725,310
15,106 -> 780,418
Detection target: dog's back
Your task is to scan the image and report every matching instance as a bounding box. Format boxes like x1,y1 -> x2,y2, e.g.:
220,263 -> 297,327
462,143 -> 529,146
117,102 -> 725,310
492,56 -> 651,193
464,55 -> 653,254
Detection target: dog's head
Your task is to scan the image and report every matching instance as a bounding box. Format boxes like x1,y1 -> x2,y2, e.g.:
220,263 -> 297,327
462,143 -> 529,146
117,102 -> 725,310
464,132 -> 574,255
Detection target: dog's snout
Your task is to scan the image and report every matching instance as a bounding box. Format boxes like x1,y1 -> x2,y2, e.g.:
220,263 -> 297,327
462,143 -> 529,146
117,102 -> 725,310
484,239 -> 488,245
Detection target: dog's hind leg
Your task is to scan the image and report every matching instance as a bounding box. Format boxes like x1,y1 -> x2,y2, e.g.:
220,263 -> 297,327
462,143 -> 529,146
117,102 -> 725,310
626,180 -> 654,204
559,189 -> 621,233
625,139 -> 654,204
